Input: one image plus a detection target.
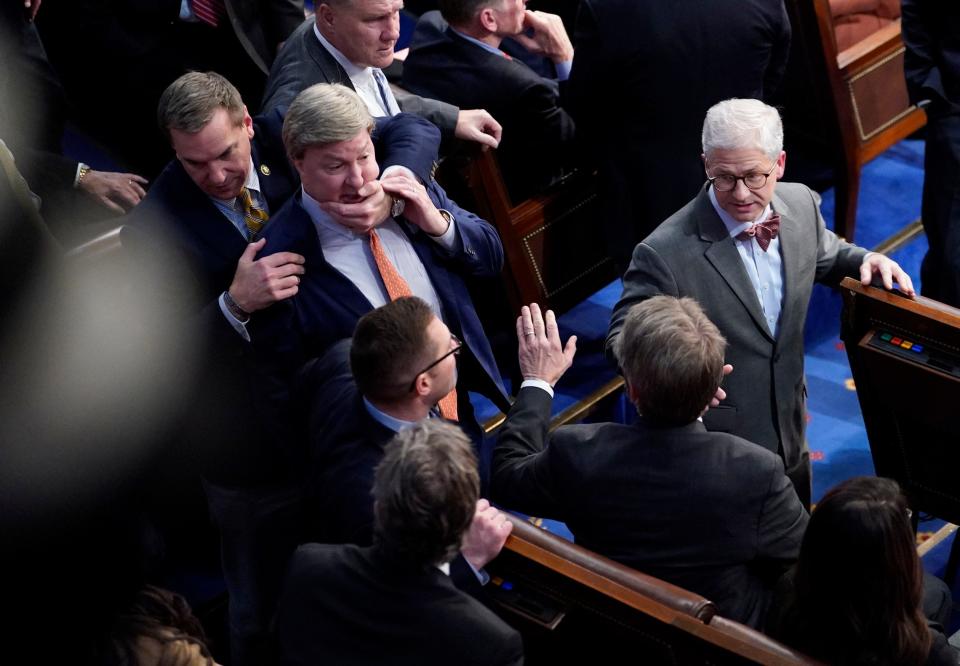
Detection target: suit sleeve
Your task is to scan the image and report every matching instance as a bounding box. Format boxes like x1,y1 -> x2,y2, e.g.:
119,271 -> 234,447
755,455 -> 808,567
902,0 -> 944,106
808,187 -> 867,284
605,242 -> 679,363
423,181 -> 504,278
762,1 -> 792,101
393,88 -> 460,138
373,112 -> 441,184
490,386 -> 563,516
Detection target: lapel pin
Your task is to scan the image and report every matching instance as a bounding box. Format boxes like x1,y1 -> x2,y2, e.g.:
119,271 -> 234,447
260,164 -> 271,176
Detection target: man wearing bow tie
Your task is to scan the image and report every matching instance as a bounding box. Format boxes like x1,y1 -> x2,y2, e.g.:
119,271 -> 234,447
606,98 -> 914,508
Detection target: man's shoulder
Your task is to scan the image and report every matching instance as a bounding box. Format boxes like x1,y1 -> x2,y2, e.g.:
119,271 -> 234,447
129,160 -> 210,230
288,542 -> 365,580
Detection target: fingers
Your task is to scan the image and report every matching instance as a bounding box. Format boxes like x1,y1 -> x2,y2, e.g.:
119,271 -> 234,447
512,32 -> 541,55
261,251 -> 306,269
563,334 -> 577,364
241,238 -> 267,262
530,303 -> 546,337
722,363 -> 733,377
519,305 -> 534,339
896,268 -> 916,297
476,498 -> 491,513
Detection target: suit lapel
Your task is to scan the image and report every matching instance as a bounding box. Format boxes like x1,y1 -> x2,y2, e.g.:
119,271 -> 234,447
771,190 -> 800,345
307,30 -> 356,89
170,162 -> 248,264
696,190 -> 775,342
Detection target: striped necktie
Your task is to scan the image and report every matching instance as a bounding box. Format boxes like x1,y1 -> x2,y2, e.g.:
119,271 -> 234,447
369,229 -> 458,421
191,0 -> 226,27
238,187 -> 269,238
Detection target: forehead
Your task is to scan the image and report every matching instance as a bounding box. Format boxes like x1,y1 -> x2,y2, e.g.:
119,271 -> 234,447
304,130 -> 372,161
171,108 -> 243,161
705,148 -> 774,173
343,0 -> 403,18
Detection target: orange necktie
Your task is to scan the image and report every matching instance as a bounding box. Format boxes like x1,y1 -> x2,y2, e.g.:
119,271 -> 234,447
369,229 -> 458,421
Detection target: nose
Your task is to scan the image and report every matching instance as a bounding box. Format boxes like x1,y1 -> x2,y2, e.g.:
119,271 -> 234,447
383,13 -> 400,42
731,177 -> 752,200
208,164 -> 227,185
345,162 -> 365,189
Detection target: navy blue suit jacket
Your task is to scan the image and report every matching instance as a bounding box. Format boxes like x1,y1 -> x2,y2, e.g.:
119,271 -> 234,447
121,111 -> 442,484
255,172 -> 510,428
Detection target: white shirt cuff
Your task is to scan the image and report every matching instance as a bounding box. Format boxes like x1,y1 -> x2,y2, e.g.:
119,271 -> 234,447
429,211 -> 458,250
521,378 -> 554,397
464,558 -> 490,585
218,293 -> 251,342
381,164 -> 420,183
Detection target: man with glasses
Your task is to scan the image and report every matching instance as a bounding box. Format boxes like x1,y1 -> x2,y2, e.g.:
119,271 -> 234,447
297,298 -> 512,583
607,98 -> 914,508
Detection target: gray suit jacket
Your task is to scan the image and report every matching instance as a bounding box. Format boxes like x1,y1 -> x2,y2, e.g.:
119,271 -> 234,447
606,182 -> 867,472
261,18 -> 459,136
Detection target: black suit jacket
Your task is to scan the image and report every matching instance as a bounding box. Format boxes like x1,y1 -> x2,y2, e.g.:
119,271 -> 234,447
276,543 -> 524,666
491,386 -> 809,628
403,12 -> 576,201
567,0 -> 791,268
262,18 -> 460,137
902,0 -> 960,114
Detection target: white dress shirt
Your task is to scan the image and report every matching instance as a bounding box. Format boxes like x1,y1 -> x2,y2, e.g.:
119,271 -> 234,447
313,24 -> 401,117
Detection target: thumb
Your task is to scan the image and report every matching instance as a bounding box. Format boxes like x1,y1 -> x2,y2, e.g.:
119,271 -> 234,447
564,335 -> 577,362
241,237 -> 266,262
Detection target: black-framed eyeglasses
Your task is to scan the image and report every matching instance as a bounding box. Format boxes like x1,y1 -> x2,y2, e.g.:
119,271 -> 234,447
408,334 -> 462,392
706,162 -> 778,192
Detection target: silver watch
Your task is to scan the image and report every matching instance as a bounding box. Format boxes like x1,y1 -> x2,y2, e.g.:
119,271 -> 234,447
390,196 -> 405,218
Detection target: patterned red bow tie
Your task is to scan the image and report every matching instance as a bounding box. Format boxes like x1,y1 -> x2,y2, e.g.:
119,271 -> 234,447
736,213 -> 781,252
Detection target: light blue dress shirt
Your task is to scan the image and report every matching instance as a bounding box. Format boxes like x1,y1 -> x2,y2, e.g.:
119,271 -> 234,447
707,186 -> 784,338
300,187 -> 458,320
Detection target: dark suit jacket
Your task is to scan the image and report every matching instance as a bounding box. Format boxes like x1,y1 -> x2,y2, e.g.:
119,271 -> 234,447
255,172 -> 510,426
403,11 -> 576,201
567,0 -> 791,268
491,386 -> 809,628
121,112 -> 439,484
607,183 -> 866,482
262,18 -> 459,137
276,543 -> 524,666
902,0 -> 960,114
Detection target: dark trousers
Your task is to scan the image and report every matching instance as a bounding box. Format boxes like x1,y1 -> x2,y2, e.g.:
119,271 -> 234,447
203,479 -> 304,666
920,111 -> 960,307
784,442 -> 812,511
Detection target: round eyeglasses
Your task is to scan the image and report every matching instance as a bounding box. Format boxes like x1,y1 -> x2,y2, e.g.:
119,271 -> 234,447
707,162 -> 778,192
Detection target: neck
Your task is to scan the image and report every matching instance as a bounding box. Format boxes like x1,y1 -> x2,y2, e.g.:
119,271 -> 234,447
457,23 -> 503,49
368,397 -> 431,423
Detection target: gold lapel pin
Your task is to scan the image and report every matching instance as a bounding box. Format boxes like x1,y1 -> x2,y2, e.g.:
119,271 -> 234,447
260,164 -> 272,176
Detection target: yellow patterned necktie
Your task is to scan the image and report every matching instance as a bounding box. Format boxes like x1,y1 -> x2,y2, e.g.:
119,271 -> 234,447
369,229 -> 459,421
238,187 -> 269,238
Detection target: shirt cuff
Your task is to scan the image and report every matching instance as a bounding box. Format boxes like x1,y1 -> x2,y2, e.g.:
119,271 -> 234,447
555,59 -> 573,81
521,378 -> 554,397
218,293 -> 251,342
381,164 -> 420,184
429,210 -> 459,250
465,558 -> 490,586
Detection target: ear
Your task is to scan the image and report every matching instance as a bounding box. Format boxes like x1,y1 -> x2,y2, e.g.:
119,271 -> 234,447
775,150 -> 787,179
317,3 -> 336,31
624,378 -> 640,406
478,6 -> 499,33
242,106 -> 254,139
413,371 -> 431,399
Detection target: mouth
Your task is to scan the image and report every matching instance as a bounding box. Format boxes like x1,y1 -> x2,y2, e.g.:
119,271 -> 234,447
340,193 -> 363,204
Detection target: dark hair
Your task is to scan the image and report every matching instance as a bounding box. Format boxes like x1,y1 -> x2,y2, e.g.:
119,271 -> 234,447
778,476 -> 930,665
156,71 -> 245,142
350,297 -> 436,403
439,0 -> 494,26
615,295 -> 726,425
106,585 -> 214,666
373,420 -> 479,566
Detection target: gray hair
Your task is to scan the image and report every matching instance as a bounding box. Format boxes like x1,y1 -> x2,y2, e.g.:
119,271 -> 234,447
702,98 -> 783,160
282,83 -> 375,160
615,296 -> 727,425
156,71 -> 245,142
373,420 -> 479,566
439,0 -> 496,26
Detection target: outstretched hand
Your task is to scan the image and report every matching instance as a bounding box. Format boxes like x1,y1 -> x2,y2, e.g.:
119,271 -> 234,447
228,238 -> 305,312
517,303 -> 576,386
859,252 -> 915,296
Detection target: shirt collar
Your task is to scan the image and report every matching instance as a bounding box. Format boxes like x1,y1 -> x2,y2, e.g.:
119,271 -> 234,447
363,396 -> 418,433
450,27 -> 507,58
707,184 -> 772,239
314,22 -> 371,79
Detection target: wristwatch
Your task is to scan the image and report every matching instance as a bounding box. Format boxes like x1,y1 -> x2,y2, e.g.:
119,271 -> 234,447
390,196 -> 405,218
76,163 -> 91,188
222,290 -> 251,323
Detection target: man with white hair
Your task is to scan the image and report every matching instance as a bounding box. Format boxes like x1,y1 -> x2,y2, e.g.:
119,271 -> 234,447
607,98 -> 914,508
